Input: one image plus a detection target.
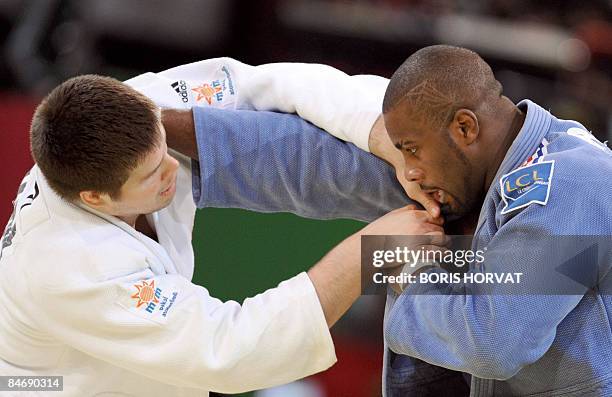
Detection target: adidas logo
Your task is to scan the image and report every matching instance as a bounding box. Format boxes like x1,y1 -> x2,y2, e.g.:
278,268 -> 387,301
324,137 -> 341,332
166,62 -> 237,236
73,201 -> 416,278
171,80 -> 189,103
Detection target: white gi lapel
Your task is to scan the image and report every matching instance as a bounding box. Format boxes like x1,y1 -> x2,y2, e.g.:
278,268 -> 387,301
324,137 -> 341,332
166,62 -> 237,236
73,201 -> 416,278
151,151 -> 197,280
75,202 -> 175,276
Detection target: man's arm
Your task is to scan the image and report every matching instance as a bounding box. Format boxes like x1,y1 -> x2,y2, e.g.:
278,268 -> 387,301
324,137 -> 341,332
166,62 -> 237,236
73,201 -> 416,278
164,107 -> 416,222
309,205 -> 443,326
134,59 -> 438,215
127,58 -> 387,152
30,205 -> 440,392
163,108 -> 440,219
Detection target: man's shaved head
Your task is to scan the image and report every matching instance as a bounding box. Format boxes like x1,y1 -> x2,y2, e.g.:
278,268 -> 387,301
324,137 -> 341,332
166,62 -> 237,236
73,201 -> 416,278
382,45 -> 502,129
383,45 -> 524,221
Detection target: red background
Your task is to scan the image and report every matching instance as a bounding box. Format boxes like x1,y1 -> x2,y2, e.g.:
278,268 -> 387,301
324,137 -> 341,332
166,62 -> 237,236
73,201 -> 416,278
0,94 -> 37,225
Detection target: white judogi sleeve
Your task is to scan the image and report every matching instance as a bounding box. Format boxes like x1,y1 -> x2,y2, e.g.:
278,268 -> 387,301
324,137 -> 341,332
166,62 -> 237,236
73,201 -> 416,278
125,57 -> 388,151
29,260 -> 334,393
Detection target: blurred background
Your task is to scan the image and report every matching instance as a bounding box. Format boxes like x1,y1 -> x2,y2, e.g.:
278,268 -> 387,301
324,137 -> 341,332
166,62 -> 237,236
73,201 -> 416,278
0,1 -> 610,396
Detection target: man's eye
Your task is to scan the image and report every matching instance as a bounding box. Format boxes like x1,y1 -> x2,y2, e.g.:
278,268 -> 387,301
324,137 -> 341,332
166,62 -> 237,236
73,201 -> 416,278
407,147 -> 418,155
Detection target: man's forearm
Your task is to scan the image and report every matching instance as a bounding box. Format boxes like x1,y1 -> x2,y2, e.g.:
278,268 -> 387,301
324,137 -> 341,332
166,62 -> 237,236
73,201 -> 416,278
162,109 -> 197,160
368,114 -> 404,168
307,234 -> 361,328
307,234 -> 405,327
308,206 -> 444,327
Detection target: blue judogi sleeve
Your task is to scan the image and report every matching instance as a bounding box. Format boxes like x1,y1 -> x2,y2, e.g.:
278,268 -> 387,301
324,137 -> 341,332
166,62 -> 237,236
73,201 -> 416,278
190,106 -> 413,222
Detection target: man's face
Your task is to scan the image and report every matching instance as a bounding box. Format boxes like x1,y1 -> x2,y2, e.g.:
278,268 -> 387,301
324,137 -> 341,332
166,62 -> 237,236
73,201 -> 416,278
384,104 -> 481,221
106,124 -> 180,219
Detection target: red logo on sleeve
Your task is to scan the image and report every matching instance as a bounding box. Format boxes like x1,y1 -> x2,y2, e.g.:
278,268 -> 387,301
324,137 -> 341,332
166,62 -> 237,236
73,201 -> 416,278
131,280 -> 160,308
192,82 -> 223,105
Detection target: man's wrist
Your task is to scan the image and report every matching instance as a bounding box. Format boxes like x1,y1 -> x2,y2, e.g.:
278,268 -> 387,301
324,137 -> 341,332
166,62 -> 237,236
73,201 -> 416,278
368,115 -> 388,162
368,114 -> 404,169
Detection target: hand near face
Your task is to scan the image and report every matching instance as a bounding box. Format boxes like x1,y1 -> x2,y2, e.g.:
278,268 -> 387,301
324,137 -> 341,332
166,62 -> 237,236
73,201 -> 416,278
369,115 -> 441,219
360,205 -> 443,237
308,205 -> 444,328
360,206 -> 446,294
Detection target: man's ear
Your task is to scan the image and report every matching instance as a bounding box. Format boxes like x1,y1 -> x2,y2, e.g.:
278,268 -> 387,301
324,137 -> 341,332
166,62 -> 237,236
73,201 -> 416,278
449,109 -> 479,146
79,190 -> 109,209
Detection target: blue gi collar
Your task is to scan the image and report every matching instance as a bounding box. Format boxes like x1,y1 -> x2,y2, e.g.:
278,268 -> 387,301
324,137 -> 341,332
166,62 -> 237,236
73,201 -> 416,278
496,100 -> 553,177
475,99 -> 553,233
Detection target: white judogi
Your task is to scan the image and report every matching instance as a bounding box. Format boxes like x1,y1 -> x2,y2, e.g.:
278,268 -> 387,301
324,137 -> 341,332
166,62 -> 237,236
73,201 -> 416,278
0,59 -> 387,396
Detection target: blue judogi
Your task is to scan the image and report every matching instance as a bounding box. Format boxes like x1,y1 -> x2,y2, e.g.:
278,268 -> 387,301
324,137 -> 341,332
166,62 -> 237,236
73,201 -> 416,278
190,102 -> 612,396
383,100 -> 612,396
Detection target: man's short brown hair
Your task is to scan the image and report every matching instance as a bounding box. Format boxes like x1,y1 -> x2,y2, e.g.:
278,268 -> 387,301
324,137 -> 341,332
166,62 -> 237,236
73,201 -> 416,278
30,75 -> 160,201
